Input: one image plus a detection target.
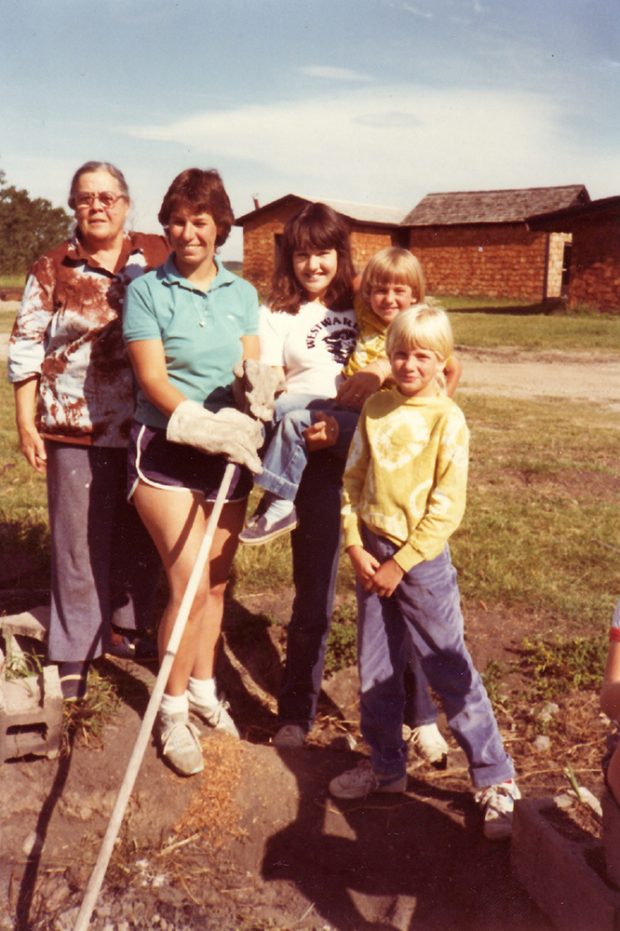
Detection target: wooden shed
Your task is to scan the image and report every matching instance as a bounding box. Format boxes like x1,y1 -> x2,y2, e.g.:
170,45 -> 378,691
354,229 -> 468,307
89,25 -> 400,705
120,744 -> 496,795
403,186 -> 590,301
235,194 -> 405,297
528,196 -> 620,314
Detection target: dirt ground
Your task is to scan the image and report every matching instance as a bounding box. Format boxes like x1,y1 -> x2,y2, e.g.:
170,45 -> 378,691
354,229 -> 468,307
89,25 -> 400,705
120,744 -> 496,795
1,339 -> 618,930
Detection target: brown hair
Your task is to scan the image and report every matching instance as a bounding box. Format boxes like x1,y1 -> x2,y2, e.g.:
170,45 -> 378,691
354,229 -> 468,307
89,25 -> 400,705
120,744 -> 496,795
158,168 -> 234,247
68,161 -> 130,209
269,202 -> 354,314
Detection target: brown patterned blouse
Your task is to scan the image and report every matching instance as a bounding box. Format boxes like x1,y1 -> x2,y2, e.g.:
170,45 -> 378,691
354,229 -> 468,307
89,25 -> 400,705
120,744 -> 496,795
8,232 -> 168,447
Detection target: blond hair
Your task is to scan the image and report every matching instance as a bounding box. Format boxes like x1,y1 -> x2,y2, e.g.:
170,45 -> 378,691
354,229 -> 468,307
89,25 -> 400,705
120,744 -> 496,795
360,247 -> 426,307
386,304 -> 454,361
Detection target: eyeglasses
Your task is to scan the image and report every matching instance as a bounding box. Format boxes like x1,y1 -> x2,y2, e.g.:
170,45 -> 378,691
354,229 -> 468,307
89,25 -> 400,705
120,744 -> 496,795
74,191 -> 126,210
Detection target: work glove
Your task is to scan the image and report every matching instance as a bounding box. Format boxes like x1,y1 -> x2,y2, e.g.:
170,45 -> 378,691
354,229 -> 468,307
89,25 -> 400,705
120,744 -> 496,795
166,400 -> 263,474
233,359 -> 285,422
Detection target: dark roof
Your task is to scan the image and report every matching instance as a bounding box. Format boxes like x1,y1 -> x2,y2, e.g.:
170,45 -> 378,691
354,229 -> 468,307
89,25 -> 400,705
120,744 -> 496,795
235,193 -> 403,227
403,185 -> 590,227
527,195 -> 620,230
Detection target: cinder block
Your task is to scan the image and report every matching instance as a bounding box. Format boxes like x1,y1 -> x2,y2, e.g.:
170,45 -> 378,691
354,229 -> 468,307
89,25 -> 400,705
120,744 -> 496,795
0,665 -> 63,762
0,605 -> 50,642
511,797 -> 620,931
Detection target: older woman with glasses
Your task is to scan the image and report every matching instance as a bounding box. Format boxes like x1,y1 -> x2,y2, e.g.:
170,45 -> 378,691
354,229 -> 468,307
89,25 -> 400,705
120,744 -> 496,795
8,160 -> 168,700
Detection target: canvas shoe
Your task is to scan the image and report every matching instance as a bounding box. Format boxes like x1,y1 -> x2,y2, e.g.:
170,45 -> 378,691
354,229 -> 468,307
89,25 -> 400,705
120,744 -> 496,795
475,779 -> 521,840
157,712 -> 204,777
329,759 -> 407,800
188,696 -> 240,738
272,724 -> 306,748
58,661 -> 89,702
404,722 -> 449,768
239,505 -> 298,546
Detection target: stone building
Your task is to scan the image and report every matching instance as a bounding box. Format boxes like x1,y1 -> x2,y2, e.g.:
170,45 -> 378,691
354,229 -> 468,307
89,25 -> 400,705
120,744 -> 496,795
403,186 -> 589,301
234,194 -> 405,297
527,196 -> 620,314
236,185 -> 592,303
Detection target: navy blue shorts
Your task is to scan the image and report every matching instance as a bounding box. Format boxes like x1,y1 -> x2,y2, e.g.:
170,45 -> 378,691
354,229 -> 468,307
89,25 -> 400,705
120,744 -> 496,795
127,421 -> 253,503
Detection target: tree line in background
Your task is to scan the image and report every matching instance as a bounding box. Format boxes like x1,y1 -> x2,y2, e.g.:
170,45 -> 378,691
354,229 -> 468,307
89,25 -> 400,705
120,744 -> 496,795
0,170 -> 72,276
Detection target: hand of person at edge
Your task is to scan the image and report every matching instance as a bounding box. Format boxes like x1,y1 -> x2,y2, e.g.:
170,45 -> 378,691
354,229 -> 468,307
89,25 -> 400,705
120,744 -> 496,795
303,412 -> 339,451
335,369 -> 382,411
18,423 -> 47,473
368,558 -> 404,598
347,545 -> 381,590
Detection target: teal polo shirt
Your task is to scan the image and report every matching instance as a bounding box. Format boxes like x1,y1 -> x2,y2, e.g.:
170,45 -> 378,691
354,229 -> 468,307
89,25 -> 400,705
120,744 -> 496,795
123,255 -> 259,430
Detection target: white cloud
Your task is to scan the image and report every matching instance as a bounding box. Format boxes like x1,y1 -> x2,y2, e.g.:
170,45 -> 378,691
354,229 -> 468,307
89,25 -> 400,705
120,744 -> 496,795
401,3 -> 433,19
123,83 -> 616,213
299,65 -> 372,82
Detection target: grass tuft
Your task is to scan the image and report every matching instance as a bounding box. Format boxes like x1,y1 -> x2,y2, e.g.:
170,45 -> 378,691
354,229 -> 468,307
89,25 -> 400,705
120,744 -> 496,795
515,634 -> 607,700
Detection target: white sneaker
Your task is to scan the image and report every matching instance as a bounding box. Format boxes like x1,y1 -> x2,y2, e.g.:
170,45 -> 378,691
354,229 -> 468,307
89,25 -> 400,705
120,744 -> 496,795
329,759 -> 407,800
157,712 -> 204,777
272,724 -> 306,748
188,696 -> 240,738
405,723 -> 449,768
475,780 -> 521,840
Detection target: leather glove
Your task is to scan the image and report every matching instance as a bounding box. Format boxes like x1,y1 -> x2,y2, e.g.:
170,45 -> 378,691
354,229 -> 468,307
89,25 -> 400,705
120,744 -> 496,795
233,359 -> 285,422
166,400 -> 263,474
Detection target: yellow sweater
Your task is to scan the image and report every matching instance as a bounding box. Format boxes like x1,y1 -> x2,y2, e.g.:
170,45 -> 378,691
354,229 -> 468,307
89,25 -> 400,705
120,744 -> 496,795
341,387 -> 469,572
341,294 -> 388,378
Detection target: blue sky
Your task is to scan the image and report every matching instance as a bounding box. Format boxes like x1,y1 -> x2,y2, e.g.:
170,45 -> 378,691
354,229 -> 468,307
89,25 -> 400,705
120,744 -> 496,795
1,0 -> 618,258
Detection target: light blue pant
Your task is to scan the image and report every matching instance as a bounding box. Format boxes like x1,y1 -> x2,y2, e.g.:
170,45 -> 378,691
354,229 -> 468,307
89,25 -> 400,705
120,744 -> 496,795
256,393 -> 359,500
357,527 -> 514,788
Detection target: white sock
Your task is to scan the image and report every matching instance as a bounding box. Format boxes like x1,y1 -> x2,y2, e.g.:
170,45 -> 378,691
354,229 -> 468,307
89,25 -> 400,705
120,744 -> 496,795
262,495 -> 295,526
188,676 -> 218,706
160,692 -> 188,716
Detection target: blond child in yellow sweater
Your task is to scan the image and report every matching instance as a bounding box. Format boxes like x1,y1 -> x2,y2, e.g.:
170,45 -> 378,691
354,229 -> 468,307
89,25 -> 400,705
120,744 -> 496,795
330,305 -> 520,840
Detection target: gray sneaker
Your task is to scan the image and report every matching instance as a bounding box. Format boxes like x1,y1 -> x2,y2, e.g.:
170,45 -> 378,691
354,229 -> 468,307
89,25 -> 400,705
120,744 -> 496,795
157,712 -> 204,777
404,722 -> 449,768
272,724 -> 306,748
474,780 -> 521,840
239,506 -> 298,546
329,760 -> 407,799
188,696 -> 240,738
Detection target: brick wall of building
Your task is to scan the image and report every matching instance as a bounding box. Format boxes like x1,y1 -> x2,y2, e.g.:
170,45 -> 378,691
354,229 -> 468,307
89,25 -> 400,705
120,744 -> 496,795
349,227 -> 403,272
567,218 -> 620,313
408,224 -> 552,300
241,204 -> 299,298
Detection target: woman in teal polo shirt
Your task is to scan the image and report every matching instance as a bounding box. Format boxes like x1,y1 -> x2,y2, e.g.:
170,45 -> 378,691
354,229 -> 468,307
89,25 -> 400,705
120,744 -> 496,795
123,168 -> 261,777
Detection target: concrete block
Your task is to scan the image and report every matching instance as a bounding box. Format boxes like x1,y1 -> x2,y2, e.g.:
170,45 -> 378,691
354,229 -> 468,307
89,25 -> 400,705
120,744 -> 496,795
511,797 -> 620,931
0,605 -> 50,642
0,665 -> 62,762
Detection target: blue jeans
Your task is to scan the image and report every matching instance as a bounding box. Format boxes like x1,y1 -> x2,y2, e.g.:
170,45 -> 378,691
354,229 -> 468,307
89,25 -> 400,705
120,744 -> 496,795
256,393 -> 359,501
357,527 -> 514,788
278,448 -> 344,728
277,450 -> 438,733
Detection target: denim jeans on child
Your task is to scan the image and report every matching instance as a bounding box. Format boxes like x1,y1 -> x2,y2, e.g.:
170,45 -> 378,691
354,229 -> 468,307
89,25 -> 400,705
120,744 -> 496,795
255,393 -> 360,501
277,440 -> 438,734
357,526 -> 514,788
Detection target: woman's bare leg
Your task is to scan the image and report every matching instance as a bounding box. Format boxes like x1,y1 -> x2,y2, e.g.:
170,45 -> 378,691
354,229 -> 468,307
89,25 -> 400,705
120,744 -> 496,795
132,482 -> 246,695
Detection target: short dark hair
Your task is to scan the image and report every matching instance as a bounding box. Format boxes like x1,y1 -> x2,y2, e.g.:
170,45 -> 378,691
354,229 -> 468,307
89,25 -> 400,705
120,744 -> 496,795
68,161 -> 130,209
158,168 -> 234,247
269,202 -> 354,314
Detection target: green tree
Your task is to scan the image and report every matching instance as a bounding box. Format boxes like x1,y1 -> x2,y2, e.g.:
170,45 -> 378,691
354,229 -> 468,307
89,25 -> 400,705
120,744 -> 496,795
0,170 -> 72,276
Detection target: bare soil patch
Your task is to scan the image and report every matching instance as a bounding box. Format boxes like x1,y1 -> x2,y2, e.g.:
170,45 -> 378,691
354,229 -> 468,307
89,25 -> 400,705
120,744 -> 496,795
1,594 -> 611,930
